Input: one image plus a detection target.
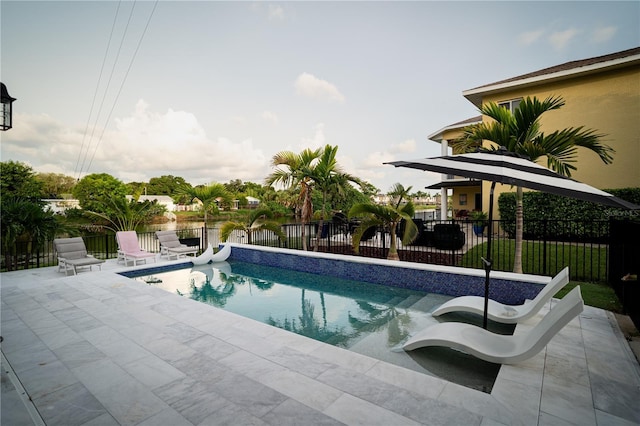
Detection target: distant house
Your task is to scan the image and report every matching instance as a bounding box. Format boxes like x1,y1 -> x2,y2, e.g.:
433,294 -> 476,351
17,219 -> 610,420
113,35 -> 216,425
246,196 -> 260,208
429,46 -> 640,218
43,199 -> 80,214
128,195 -> 177,212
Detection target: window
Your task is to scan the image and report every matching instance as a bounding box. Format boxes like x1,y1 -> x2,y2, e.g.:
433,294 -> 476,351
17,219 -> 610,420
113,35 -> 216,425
498,98 -> 522,113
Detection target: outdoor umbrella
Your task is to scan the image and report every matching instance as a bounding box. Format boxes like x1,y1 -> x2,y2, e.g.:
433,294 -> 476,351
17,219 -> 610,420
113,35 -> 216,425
386,148 -> 640,328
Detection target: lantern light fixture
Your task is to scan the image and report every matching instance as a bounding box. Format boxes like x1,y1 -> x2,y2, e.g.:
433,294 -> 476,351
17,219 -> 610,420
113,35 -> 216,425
1,82 -> 16,131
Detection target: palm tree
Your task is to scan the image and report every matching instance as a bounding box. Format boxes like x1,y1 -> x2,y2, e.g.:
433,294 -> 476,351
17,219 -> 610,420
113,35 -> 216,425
266,147 -> 322,251
178,183 -> 230,247
0,197 -> 59,270
348,183 -> 419,261
460,95 -> 613,273
266,144 -> 362,251
306,145 -> 363,251
219,207 -> 286,245
84,196 -> 165,232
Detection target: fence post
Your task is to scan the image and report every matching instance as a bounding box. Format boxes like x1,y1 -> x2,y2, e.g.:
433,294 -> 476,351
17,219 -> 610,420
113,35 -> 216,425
542,219 -> 547,276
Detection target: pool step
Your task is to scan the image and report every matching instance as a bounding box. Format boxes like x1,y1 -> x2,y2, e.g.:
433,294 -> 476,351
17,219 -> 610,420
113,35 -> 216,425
405,293 -> 452,313
394,294 -> 426,309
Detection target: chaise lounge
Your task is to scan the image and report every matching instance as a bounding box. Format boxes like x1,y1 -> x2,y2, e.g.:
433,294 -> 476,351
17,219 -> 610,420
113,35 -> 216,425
116,231 -> 157,266
53,237 -> 105,275
431,267 -> 570,324
403,286 -> 583,364
156,230 -> 198,260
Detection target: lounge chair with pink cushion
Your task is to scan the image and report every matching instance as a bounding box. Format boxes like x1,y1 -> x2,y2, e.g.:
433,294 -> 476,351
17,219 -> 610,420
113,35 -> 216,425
116,231 -> 157,266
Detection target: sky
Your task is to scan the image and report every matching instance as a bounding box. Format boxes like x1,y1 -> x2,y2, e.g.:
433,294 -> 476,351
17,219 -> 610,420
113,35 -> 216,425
1,1 -> 639,194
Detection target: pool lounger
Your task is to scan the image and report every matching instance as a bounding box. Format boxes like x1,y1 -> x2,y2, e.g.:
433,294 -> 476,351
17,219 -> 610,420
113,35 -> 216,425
431,267 -> 570,324
403,286 -> 583,364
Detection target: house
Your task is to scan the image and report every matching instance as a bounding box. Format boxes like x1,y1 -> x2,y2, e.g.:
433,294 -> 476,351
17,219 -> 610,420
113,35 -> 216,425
429,46 -> 640,218
428,116 -> 482,219
130,195 -> 177,212
43,198 -> 81,214
246,196 -> 260,209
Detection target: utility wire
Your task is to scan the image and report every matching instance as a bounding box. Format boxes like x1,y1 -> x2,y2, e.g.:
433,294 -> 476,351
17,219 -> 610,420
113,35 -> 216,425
78,0 -> 138,179
86,0 -> 159,174
74,1 -> 122,181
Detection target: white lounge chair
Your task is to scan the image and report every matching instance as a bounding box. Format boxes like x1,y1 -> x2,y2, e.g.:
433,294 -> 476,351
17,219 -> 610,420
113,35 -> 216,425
431,267 -> 570,324
53,237 -> 105,275
191,243 -> 231,265
116,231 -> 157,266
403,286 -> 583,364
156,231 -> 198,259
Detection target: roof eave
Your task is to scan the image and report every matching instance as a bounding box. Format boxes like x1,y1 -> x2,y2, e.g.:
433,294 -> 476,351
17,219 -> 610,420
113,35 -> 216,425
463,53 -> 640,108
428,117 -> 483,142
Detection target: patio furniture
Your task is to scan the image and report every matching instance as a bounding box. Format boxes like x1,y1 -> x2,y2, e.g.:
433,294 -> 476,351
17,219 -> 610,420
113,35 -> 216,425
403,286 -> 584,364
53,237 -> 105,275
156,230 -> 198,260
192,243 -> 231,265
432,224 -> 465,250
115,231 -> 157,266
431,267 -> 570,324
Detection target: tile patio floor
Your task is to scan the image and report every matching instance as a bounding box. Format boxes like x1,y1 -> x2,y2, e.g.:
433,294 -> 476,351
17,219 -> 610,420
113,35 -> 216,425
1,258 -> 639,426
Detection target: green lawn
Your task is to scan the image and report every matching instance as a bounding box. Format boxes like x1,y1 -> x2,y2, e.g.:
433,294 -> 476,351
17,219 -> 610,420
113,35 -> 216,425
556,281 -> 622,313
460,240 -> 621,312
459,239 -> 608,283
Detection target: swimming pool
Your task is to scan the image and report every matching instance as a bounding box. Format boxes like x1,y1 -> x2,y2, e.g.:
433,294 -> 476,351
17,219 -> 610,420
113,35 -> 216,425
121,245 -> 539,393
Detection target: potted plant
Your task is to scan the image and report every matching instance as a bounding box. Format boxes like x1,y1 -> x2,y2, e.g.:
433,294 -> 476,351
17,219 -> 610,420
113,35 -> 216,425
470,210 -> 488,236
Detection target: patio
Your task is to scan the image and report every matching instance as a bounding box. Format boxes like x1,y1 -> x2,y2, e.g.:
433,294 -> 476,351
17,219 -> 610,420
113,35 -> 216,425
2,257 -> 639,426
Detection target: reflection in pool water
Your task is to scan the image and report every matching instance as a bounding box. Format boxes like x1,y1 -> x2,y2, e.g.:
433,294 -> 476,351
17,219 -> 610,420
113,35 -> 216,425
129,260 -> 508,392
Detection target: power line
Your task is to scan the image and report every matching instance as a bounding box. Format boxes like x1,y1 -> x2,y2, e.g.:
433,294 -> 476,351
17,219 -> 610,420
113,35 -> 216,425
78,0 -> 137,180
87,0 -> 159,174
74,1 -> 123,181
79,0 -> 159,179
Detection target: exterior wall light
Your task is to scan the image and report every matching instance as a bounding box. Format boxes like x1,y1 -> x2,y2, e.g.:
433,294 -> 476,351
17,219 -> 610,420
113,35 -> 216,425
1,82 -> 16,131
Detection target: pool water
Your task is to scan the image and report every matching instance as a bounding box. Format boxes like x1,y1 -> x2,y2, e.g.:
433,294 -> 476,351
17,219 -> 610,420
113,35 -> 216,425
126,260 -> 504,392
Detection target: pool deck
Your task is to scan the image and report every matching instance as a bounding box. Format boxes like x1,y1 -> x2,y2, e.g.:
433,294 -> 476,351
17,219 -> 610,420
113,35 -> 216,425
2,257 -> 639,426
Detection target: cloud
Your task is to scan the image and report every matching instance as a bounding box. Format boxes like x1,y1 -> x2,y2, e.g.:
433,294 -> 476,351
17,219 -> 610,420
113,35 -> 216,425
294,73 -> 346,103
548,28 -> 579,50
1,100 -> 271,186
250,3 -> 286,21
261,110 -> 279,125
299,123 -> 326,150
591,26 -> 617,43
389,139 -> 417,154
268,4 -> 285,20
518,29 -> 545,46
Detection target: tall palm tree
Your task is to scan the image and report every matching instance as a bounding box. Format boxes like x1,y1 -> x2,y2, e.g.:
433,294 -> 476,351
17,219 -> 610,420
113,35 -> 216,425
219,207 -> 286,245
178,183 -> 230,247
266,147 -> 322,251
348,183 -> 419,261
460,95 -> 613,273
306,145 -> 363,251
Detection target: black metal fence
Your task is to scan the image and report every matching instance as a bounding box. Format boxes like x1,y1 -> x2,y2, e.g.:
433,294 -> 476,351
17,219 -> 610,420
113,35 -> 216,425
1,219 -> 626,284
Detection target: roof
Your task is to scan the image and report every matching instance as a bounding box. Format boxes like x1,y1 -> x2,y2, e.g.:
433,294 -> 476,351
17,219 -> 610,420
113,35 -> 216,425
426,179 -> 482,190
428,115 -> 482,142
463,46 -> 640,107
135,195 -> 175,204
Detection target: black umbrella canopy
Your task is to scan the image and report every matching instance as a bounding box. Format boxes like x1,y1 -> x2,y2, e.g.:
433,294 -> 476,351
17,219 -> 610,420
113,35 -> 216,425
387,150 -> 640,210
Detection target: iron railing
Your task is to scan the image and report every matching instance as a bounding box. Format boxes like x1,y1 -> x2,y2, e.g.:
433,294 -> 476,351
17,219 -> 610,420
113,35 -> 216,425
1,219 -> 615,283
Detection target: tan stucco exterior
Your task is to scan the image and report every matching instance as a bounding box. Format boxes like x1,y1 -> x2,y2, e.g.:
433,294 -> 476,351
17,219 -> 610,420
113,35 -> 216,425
432,48 -> 640,219
480,66 -> 639,189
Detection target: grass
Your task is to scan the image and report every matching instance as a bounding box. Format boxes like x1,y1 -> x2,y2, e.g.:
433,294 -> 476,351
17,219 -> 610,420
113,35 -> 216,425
557,281 -> 623,313
459,239 -> 608,283
460,240 -> 623,313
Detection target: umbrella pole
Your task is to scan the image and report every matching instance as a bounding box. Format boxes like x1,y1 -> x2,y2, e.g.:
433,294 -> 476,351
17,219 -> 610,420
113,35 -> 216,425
481,181 -> 496,329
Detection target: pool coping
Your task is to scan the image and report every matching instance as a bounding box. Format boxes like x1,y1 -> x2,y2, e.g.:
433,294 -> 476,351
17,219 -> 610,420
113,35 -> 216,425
2,251 -> 639,425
